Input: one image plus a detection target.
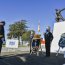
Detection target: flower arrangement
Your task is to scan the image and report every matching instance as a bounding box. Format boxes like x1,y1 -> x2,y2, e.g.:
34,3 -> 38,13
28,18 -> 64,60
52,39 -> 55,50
33,34 -> 41,38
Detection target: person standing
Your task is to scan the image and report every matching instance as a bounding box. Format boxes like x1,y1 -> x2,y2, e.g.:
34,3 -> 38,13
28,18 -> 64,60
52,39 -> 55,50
0,21 -> 5,58
44,26 -> 53,57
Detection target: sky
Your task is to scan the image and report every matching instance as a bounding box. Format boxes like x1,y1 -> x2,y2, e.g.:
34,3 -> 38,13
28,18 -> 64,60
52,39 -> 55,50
0,0 -> 65,39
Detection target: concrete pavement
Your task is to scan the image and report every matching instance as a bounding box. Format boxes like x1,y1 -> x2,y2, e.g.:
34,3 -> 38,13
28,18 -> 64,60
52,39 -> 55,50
0,52 -> 65,65
0,46 -> 65,65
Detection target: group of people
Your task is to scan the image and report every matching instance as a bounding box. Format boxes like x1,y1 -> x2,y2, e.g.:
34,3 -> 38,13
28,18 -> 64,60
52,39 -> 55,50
0,22 -> 53,58
31,26 -> 53,57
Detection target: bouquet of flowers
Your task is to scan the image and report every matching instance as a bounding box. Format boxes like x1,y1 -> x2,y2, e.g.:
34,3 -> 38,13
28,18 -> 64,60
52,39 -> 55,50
33,34 -> 41,39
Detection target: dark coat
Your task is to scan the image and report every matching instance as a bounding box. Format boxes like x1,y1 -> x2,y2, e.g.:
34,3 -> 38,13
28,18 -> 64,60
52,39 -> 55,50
44,31 -> 53,56
44,32 -> 53,45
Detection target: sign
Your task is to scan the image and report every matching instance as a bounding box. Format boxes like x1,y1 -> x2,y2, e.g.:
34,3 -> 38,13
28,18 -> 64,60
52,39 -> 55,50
51,22 -> 65,53
6,39 -> 18,48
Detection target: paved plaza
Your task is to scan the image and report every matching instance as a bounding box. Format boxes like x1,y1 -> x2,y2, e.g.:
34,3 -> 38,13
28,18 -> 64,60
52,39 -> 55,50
0,47 -> 65,65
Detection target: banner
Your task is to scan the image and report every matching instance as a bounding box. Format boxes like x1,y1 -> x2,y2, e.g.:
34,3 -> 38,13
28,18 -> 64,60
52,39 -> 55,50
6,39 -> 18,48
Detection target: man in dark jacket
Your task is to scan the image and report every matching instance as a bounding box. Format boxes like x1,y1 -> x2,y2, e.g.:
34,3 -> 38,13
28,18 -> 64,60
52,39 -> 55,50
44,26 -> 53,57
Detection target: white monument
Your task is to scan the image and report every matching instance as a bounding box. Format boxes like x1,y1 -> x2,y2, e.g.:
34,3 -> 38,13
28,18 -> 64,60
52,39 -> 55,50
51,22 -> 65,53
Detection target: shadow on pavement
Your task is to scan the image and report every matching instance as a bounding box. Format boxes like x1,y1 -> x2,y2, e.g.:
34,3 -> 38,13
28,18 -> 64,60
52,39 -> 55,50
0,52 -> 65,65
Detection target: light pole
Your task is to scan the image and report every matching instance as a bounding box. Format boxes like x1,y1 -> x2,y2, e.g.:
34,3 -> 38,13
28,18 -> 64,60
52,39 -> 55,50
30,31 -> 33,54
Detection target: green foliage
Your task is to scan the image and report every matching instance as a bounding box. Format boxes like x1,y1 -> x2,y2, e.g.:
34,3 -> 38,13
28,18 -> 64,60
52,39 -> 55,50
7,20 -> 28,38
22,30 -> 35,41
22,31 -> 30,41
7,20 -> 35,45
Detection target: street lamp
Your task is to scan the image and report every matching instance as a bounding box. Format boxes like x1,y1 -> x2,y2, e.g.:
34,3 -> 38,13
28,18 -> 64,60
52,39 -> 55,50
30,31 -> 33,54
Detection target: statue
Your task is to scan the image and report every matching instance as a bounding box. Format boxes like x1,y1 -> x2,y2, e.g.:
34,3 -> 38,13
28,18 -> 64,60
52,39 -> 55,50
55,8 -> 65,22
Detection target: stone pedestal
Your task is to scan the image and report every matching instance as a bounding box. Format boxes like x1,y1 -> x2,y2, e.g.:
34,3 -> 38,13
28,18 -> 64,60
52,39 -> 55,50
51,22 -> 65,53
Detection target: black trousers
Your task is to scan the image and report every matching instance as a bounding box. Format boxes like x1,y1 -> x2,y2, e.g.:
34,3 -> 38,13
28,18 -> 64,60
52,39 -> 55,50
45,43 -> 50,56
0,39 -> 3,53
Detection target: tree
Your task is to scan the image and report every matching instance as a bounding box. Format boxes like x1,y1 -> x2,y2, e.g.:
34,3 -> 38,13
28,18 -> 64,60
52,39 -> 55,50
22,30 -> 35,41
7,20 -> 28,44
